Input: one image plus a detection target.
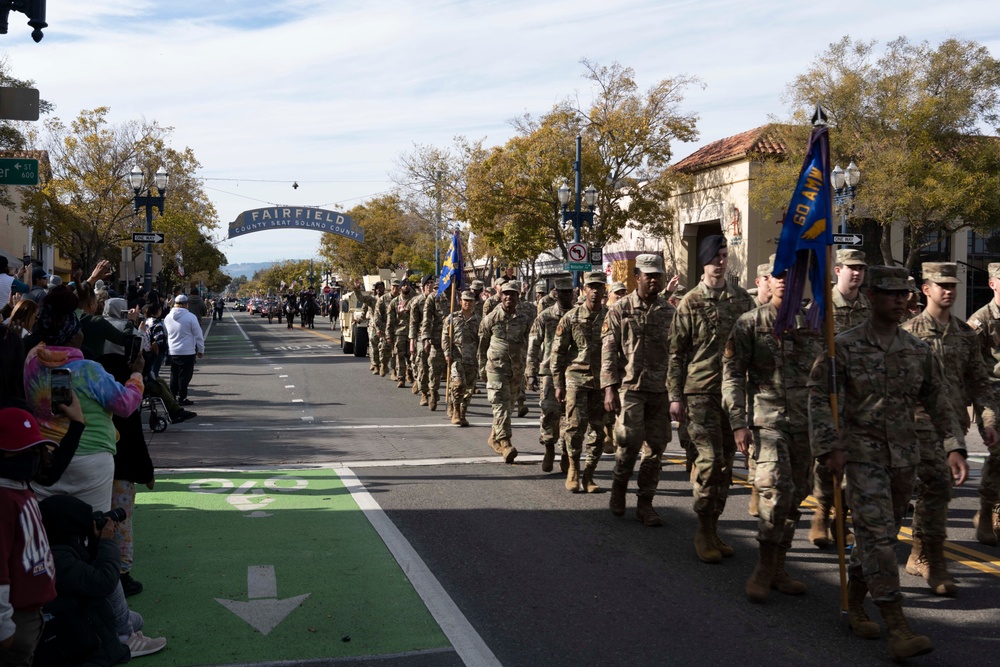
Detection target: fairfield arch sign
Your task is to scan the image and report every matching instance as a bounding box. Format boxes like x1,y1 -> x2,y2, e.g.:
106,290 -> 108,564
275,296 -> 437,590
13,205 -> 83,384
228,207 -> 365,243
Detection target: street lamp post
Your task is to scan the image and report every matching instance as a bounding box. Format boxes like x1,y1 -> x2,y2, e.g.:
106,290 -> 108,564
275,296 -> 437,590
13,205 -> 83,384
558,135 -> 598,288
831,161 -> 861,234
129,166 -> 168,293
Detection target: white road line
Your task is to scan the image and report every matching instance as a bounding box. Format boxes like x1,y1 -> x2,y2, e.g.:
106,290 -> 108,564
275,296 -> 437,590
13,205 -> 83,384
284,385 -> 295,388
230,314 -> 251,342
279,375 -> 289,378
338,467 -> 502,667
292,399 -> 304,403
204,318 -> 214,339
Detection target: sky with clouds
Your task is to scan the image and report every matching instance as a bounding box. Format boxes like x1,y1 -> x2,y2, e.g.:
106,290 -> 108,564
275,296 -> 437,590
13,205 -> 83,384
3,0 -> 999,266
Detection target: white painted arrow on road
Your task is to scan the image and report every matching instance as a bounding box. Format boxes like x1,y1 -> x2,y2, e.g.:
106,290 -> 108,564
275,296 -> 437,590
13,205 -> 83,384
216,565 -> 310,635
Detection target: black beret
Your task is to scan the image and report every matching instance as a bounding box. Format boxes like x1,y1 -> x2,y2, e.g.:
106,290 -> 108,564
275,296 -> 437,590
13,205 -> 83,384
698,235 -> 728,267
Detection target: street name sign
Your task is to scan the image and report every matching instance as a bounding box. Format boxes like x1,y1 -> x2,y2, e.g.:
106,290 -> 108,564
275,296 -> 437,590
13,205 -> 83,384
0,158 -> 38,185
833,233 -> 863,246
133,232 -> 165,244
564,262 -> 592,272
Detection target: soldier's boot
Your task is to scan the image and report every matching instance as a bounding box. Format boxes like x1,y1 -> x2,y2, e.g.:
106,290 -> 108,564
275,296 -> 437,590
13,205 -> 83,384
380,366 -> 387,377
428,393 -> 438,411
565,457 -> 581,493
695,514 -> 723,564
458,404 -> 470,428
973,500 -> 999,546
809,503 -> 833,549
709,514 -> 735,558
500,440 -> 518,464
745,542 -> 777,603
905,536 -> 928,579
582,461 -> 602,493
771,546 -> 807,595
411,382 -> 420,395
397,378 -> 406,389
488,430 -> 502,454
924,539 -> 958,597
450,407 -> 462,425
877,601 -> 934,661
847,577 -> 881,639
609,479 -> 627,517
748,487 -> 760,517
419,393 -> 429,407
635,495 -> 662,527
517,401 -> 529,418
541,445 -> 555,473
602,435 -> 615,455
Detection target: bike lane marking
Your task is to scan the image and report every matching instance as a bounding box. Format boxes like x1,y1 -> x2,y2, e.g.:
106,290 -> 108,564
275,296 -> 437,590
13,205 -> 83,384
131,469 -> 458,666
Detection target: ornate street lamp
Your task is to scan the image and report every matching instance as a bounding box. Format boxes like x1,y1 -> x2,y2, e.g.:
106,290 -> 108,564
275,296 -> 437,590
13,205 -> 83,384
0,0 -> 47,42
129,165 -> 168,293
832,161 -> 861,234
558,136 -> 598,288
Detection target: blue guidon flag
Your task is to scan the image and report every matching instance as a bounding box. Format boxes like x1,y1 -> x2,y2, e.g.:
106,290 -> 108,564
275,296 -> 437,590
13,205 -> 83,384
437,230 -> 464,297
771,124 -> 833,333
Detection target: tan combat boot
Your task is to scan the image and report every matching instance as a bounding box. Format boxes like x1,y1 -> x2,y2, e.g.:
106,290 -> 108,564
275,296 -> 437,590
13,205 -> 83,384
745,542 -> 777,603
500,440 -> 518,464
419,393 -> 428,406
581,461 -> 601,493
771,546 -> 807,595
541,445 -> 555,473
905,536 -> 928,578
923,539 -> 957,597
458,404 -> 469,427
397,378 -> 406,389
847,577 -> 881,639
635,495 -> 662,527
695,514 -> 723,563
877,601 -> 934,661
748,487 -> 760,517
709,514 -> 735,558
973,500 -> 999,546
488,430 -> 502,454
609,479 -> 627,517
451,408 -> 462,426
565,457 -> 581,493
411,382 -> 420,395
428,393 -> 438,411
809,503 -> 833,548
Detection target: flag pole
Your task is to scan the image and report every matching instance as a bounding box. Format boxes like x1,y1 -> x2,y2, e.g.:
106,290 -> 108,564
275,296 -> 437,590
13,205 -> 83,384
813,102 -> 849,625
446,276 -> 455,416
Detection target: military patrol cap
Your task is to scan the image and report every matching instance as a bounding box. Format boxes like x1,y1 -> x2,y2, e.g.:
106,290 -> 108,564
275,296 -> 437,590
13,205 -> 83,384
756,263 -> 771,278
866,265 -> 910,291
584,271 -> 606,286
635,253 -> 665,274
534,282 -> 547,293
461,290 -> 476,301
471,279 -> 485,290
922,261 -> 959,284
836,249 -> 866,266
555,277 -> 573,290
501,281 -> 520,293
610,281 -> 627,294
390,279 -> 402,287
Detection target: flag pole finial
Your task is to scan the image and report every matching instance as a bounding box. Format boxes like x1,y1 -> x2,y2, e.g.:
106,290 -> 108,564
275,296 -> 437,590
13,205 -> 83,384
812,102 -> 829,127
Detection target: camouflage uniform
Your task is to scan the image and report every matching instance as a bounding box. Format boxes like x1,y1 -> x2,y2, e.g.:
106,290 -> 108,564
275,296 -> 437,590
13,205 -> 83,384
387,291 -> 414,385
443,297 -> 480,423
601,280 -> 675,517
723,303 -> 822,548
966,264 -> 1000,544
526,300 -> 572,456
358,290 -> 382,371
375,291 -> 393,376
420,294 -> 449,409
745,261 -> 774,505
537,292 -> 557,318
808,306 -> 964,605
409,292 -> 429,399
514,298 -> 537,415
478,284 -> 532,460
668,280 -> 753,518
553,296 -> 607,486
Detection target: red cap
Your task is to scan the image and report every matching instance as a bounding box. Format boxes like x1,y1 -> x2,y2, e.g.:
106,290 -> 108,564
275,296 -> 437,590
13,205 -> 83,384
0,408 -> 58,452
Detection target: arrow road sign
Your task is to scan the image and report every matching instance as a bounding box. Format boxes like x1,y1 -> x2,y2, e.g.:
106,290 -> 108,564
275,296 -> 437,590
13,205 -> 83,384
833,233 -> 863,246
567,242 -> 588,262
216,565 -> 310,635
132,232 -> 165,244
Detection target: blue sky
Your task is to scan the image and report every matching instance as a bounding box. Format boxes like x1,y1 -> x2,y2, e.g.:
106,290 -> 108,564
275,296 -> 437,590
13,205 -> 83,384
4,0 -> 999,265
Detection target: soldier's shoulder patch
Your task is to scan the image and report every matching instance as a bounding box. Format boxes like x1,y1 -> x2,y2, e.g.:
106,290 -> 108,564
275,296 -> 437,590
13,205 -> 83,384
724,339 -> 736,358
970,318 -> 981,329
555,324 -> 564,336
601,320 -> 610,334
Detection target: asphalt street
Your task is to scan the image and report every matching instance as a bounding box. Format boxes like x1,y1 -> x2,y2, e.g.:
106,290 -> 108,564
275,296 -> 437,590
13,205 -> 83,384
146,309 -> 1000,667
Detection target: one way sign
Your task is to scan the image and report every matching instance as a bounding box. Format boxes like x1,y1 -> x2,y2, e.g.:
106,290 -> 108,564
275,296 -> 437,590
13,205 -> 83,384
133,232 -> 165,244
833,233 -> 863,246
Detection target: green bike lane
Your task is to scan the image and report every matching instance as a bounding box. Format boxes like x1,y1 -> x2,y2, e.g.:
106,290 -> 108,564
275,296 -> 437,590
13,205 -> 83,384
130,468 -> 490,666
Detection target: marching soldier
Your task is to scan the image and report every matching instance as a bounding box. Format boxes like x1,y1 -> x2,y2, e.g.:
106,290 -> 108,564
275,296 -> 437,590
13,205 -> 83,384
387,280 -> 415,388
723,264 -> 822,602
967,262 -> 1000,546
375,280 -> 400,377
478,281 -> 532,463
809,248 -> 869,548
606,281 -> 627,307
536,282 -> 556,317
515,287 -> 536,418
471,280 -> 486,318
602,254 -> 675,526
747,260 -> 774,518
809,265 -> 966,661
420,288 -> 449,411
357,281 -> 385,374
553,272 -> 608,493
443,290 -> 481,426
669,235 -> 753,560
901,262 -> 998,596
526,278 -> 575,472
409,277 -> 434,403
482,278 -> 506,319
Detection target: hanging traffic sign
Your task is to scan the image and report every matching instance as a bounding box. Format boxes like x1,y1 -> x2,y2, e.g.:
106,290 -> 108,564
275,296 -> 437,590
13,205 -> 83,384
833,233 -> 863,246
133,232 -> 165,244
567,242 -> 588,263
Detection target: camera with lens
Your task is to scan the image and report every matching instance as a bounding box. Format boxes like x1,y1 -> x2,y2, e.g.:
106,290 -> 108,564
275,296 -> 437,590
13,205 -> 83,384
93,508 -> 127,531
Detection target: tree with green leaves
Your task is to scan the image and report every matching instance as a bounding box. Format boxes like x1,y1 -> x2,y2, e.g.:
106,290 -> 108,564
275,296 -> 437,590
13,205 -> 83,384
751,36 -> 1000,269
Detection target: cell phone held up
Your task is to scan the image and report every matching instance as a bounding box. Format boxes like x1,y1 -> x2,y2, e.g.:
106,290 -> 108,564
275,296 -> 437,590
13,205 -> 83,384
49,368 -> 72,415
